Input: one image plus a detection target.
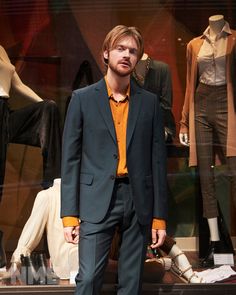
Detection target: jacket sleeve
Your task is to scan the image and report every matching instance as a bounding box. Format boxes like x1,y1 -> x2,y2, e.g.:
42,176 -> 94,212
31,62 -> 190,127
152,95 -> 168,220
61,90 -> 83,218
180,41 -> 192,134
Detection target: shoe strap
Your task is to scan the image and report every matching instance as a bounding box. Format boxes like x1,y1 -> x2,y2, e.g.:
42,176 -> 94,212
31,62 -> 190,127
188,272 -> 203,283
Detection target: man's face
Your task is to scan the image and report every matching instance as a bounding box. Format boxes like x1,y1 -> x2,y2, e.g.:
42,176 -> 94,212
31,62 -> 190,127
104,36 -> 139,77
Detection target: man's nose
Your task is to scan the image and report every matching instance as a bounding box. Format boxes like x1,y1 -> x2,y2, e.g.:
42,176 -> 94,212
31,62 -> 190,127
123,48 -> 130,57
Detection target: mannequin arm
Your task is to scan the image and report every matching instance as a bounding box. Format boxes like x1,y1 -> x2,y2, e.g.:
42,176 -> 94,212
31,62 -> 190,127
10,190 -> 49,263
0,45 -> 42,102
11,71 -> 42,103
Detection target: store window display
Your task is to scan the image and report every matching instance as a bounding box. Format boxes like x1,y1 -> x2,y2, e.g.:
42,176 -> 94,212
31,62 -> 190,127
1,179 -> 202,284
179,15 -> 236,267
0,45 -> 61,201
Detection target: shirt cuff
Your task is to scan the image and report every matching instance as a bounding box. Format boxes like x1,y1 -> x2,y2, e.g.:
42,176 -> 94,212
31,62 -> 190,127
62,216 -> 80,227
152,218 -> 166,230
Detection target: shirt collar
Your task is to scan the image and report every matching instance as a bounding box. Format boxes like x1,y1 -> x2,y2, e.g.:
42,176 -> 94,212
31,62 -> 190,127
202,21 -> 232,40
104,76 -> 130,100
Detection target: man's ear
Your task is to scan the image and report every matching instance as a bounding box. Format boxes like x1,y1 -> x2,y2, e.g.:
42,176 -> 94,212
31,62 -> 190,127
103,50 -> 109,64
103,50 -> 109,60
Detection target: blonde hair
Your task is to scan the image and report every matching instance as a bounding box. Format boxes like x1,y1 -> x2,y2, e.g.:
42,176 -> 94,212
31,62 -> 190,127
102,25 -> 144,65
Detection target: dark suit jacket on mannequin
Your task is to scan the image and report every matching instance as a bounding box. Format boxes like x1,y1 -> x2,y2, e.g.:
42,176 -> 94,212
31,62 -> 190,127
61,78 -> 168,225
133,59 -> 176,142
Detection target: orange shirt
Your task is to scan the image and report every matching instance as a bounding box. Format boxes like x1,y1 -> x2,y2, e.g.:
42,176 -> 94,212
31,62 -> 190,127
107,79 -> 129,176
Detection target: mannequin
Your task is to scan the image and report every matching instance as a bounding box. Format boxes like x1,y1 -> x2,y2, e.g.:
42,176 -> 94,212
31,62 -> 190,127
179,15 -> 236,267
0,45 -> 61,201
132,53 -> 176,142
1,179 -> 78,281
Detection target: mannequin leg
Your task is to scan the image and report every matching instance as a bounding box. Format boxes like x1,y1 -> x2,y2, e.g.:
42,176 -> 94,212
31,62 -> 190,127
207,218 -> 220,241
9,100 -> 61,189
195,84 -> 235,266
148,236 -> 203,283
169,245 -> 203,283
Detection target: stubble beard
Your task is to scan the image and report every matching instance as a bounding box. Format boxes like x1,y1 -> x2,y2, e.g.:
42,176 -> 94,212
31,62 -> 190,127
108,60 -> 134,78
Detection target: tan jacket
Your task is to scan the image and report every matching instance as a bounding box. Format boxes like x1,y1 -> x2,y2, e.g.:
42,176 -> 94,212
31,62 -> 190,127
180,30 -> 236,167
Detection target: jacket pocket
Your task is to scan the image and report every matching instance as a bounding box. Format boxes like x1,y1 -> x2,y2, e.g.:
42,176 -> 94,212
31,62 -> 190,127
80,173 -> 94,185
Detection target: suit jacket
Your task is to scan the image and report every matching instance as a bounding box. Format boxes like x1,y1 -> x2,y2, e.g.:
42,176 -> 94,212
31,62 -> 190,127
180,30 -> 236,166
61,78 -> 167,225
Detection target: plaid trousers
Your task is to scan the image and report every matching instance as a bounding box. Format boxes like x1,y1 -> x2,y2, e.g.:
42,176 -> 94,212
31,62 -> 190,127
195,83 -> 236,218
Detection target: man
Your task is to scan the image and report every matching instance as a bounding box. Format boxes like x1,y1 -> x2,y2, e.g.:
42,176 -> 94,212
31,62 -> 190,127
61,25 -> 168,295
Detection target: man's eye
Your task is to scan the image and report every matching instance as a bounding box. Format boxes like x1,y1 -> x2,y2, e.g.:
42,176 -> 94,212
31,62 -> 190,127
130,49 -> 138,55
117,46 -> 124,51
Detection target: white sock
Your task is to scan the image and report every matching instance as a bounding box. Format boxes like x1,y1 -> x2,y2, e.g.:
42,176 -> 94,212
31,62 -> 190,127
207,218 -> 220,241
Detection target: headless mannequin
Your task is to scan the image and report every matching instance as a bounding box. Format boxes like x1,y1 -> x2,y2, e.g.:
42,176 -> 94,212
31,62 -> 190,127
203,15 -> 225,243
179,16 -> 225,146
179,15 -> 235,266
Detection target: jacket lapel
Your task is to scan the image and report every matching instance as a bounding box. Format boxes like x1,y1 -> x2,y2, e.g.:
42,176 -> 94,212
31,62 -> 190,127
94,79 -> 117,144
126,80 -> 143,149
94,78 -> 143,149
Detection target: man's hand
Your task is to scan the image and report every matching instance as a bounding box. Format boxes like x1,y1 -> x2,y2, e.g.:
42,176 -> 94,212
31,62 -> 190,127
63,226 -> 80,244
150,229 -> 166,249
179,132 -> 189,146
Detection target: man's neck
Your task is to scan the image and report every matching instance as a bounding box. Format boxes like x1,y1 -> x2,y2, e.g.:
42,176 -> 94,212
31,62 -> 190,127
106,68 -> 130,97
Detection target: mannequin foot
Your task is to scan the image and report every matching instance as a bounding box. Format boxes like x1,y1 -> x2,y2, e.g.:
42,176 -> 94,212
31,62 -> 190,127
200,240 -> 234,268
0,262 -> 21,281
171,252 -> 204,283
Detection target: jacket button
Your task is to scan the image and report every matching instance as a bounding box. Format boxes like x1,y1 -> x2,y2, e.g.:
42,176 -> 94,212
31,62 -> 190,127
110,175 -> 115,180
113,154 -> 118,159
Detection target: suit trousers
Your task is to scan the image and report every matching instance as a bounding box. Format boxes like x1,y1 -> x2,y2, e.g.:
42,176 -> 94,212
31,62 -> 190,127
75,178 -> 150,295
0,99 -> 61,201
194,83 -> 236,218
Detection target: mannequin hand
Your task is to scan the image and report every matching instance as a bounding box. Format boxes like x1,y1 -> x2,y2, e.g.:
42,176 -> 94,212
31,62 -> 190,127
179,133 -> 189,146
63,226 -> 80,244
150,229 -> 166,249
165,130 -> 168,141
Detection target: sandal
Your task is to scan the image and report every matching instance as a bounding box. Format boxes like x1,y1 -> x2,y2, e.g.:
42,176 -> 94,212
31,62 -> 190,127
170,252 -> 204,283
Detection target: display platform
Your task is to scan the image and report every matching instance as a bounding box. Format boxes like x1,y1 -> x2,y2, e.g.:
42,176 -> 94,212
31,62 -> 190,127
1,282 -> 236,295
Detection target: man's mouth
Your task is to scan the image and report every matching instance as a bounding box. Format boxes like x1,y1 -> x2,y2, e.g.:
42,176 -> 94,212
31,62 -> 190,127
119,61 -> 131,67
